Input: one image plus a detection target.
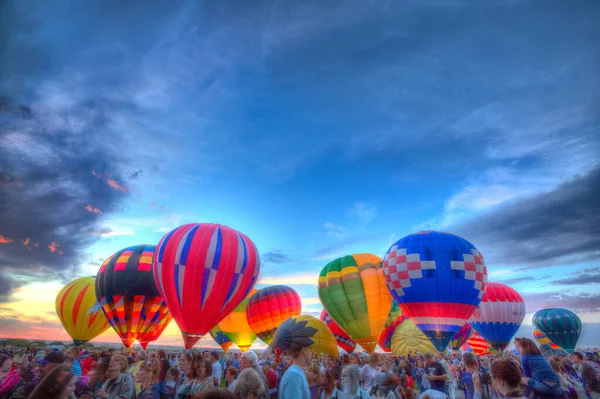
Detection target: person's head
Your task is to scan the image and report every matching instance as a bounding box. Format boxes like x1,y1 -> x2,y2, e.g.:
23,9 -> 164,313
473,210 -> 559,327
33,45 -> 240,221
369,353 -> 381,367
435,352 -> 445,361
62,354 -> 74,368
226,366 -> 239,383
136,358 -> 161,386
69,346 -> 80,358
35,351 -> 65,380
311,357 -> 319,367
490,359 -> 522,395
416,359 -> 424,369
549,359 -> 562,375
135,350 -> 148,362
424,353 -> 435,365
28,343 -> 38,353
571,352 -> 584,364
321,369 -> 336,389
283,355 -> 291,366
514,338 -> 541,355
462,352 -> 478,370
108,354 -> 128,375
166,367 -> 179,382
28,365 -> 76,399
0,354 -> 12,380
240,351 -> 259,370
260,360 -> 272,374
341,365 -> 360,394
211,351 -> 220,362
198,359 -> 213,379
180,353 -> 196,378
158,349 -> 167,360
234,368 -> 265,399
199,388 -> 236,399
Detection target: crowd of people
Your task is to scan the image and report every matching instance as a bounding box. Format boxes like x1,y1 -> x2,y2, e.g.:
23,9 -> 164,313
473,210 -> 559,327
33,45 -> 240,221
0,338 -> 598,399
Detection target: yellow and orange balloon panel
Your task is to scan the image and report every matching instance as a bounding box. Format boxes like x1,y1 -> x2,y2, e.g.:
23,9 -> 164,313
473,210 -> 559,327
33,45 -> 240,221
219,289 -> 258,352
271,315 -> 338,358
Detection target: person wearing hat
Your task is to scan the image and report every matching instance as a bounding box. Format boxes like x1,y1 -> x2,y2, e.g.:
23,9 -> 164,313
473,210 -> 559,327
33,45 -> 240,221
211,351 -> 223,387
5,352 -> 65,399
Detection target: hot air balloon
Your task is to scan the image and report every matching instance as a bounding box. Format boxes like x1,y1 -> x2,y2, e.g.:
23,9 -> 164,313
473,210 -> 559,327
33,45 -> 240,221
219,289 -> 258,352
320,310 -> 357,354
138,311 -> 172,350
210,325 -> 233,353
378,300 -> 407,352
382,231 -> 488,351
271,315 -> 338,358
153,223 -> 260,349
469,282 -> 525,351
390,319 -> 437,356
532,308 -> 581,353
533,328 -> 560,349
465,330 -> 491,356
318,254 -> 392,353
246,285 -> 302,345
450,323 -> 472,350
55,277 -> 110,346
95,245 -> 170,348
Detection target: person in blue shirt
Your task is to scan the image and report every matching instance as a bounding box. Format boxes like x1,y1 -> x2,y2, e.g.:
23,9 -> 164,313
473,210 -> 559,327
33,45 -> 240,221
279,345 -> 311,399
514,337 -> 563,397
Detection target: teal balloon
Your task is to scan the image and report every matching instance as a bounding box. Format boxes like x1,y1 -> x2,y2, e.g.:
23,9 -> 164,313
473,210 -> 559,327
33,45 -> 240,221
532,308 -> 581,353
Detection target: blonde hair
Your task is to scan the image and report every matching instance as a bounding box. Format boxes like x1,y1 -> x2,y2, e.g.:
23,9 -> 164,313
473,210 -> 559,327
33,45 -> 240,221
112,354 -> 129,373
140,358 -> 161,386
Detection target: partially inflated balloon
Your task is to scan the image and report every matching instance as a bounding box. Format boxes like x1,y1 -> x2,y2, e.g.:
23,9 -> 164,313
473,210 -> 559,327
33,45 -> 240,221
210,325 -> 233,353
138,311 -> 172,350
469,282 -> 525,351
246,285 -> 302,345
96,245 -> 170,348
219,289 -> 258,352
450,323 -> 472,350
271,315 -> 338,358
390,319 -> 436,356
533,329 -> 560,349
318,254 -> 392,353
378,300 -> 407,352
533,308 -> 581,353
383,231 -> 488,351
466,330 -> 491,356
153,223 -> 260,349
55,277 -> 110,346
320,310 -> 356,354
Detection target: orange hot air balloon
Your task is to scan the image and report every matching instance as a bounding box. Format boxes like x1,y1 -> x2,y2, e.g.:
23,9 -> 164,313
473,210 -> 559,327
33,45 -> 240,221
246,285 -> 302,345
219,289 -> 258,352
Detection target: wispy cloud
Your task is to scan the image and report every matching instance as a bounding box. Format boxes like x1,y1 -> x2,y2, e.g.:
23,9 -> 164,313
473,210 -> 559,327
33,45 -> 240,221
551,267 -> 600,286
347,202 -> 378,224
262,250 -> 293,265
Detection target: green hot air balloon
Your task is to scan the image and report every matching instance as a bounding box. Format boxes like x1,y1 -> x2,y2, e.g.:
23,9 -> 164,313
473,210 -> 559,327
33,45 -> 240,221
532,308 -> 581,353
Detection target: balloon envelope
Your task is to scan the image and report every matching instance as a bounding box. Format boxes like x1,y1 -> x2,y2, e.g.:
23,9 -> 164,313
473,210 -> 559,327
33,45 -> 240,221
450,323 -> 472,350
383,231 -> 488,351
55,277 -> 110,345
219,289 -> 258,352
533,328 -> 560,349
153,223 -> 260,349
95,245 -> 169,348
465,330 -> 491,356
320,310 -> 356,354
532,308 -> 581,353
378,300 -> 407,352
390,319 -> 437,356
318,253 -> 392,353
469,282 -> 525,351
271,315 -> 338,358
210,325 -> 233,353
246,285 -> 302,345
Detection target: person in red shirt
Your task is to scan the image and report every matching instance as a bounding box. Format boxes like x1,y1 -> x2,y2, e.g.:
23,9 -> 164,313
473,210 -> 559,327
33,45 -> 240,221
261,360 -> 278,399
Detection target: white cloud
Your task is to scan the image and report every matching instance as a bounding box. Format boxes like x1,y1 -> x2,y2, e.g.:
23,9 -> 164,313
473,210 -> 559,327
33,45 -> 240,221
347,202 -> 378,224
323,222 -> 345,238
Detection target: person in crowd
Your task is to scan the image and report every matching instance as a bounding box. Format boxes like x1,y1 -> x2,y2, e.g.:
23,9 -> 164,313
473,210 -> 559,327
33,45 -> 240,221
27,364 -> 76,399
239,352 -> 269,399
460,353 -> 486,399
371,371 -> 401,399
341,364 -> 371,399
225,367 -> 239,393
572,351 -> 600,397
361,354 -> 381,393
0,355 -> 12,384
319,370 -> 341,399
95,354 -> 135,399
6,351 -> 64,399
234,368 -> 266,399
176,353 -> 198,399
0,355 -> 20,399
193,359 -> 215,398
514,337 -> 562,397
260,360 -> 277,399
279,346 -> 311,399
413,359 -> 430,393
423,354 -> 447,395
135,358 -> 173,399
69,346 -> 83,377
130,350 -> 149,396
210,352 -> 222,388
486,359 -> 526,399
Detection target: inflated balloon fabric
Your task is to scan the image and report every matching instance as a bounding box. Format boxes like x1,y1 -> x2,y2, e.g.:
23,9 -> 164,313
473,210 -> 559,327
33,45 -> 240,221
320,310 -> 356,353
469,282 -> 525,351
450,323 -> 472,350
465,330 -> 491,356
153,223 -> 260,349
532,308 -> 581,353
533,328 -> 560,349
210,325 -> 233,353
55,277 -> 109,346
383,231 -> 488,351
318,253 -> 392,353
271,315 -> 338,358
378,300 -> 407,352
219,289 -> 258,352
390,319 -> 436,356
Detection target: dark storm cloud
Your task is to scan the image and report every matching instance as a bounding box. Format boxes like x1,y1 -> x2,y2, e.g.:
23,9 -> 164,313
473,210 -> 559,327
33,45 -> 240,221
454,166 -> 600,267
551,267 -> 600,286
0,274 -> 24,302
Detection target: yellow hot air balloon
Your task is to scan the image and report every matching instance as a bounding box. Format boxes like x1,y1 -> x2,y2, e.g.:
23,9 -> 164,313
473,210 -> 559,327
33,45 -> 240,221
55,277 -> 110,345
219,289 -> 258,352
271,315 -> 338,358
318,253 -> 392,353
390,319 -> 437,356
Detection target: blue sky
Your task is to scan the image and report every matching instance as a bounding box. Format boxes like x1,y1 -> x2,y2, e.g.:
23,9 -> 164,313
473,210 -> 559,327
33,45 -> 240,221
0,0 -> 599,345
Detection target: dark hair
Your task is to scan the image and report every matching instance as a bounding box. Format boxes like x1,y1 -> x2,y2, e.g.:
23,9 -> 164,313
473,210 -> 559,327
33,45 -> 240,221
159,358 -> 171,381
200,359 -> 213,379
199,388 -> 236,399
572,352 -> 584,360
323,370 -> 335,386
28,365 -> 74,399
0,354 -> 11,368
514,338 -> 541,355
463,352 -> 478,367
168,367 -> 180,379
90,352 -> 100,362
158,349 -> 167,360
226,366 -> 239,379
490,359 -> 522,388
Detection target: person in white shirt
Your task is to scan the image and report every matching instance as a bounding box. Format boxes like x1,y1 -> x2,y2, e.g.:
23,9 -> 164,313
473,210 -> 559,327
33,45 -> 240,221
211,351 -> 223,387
